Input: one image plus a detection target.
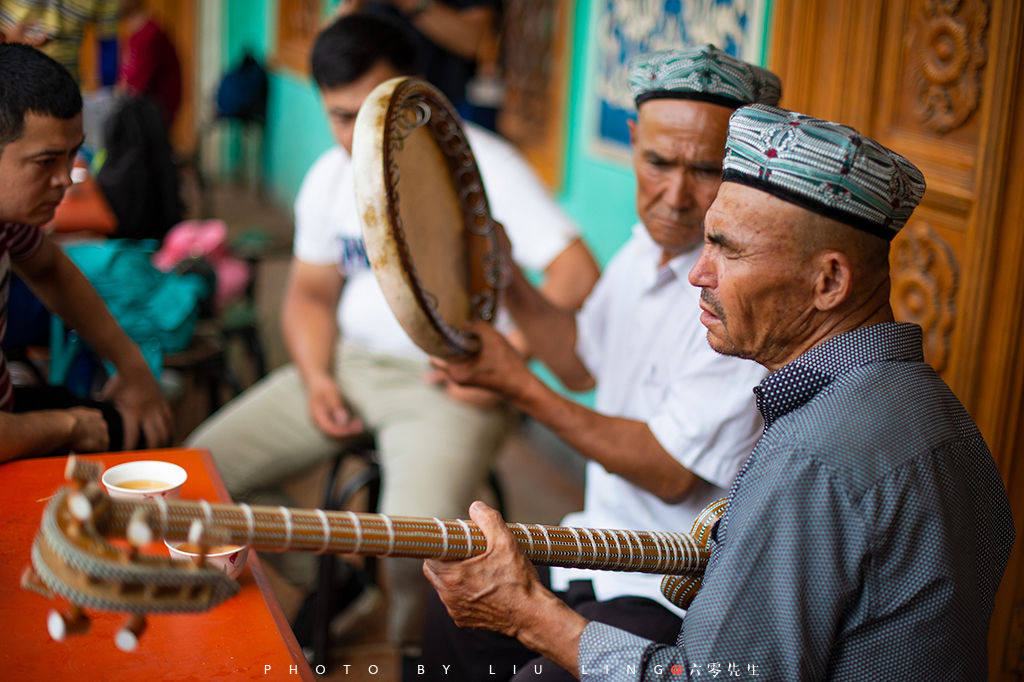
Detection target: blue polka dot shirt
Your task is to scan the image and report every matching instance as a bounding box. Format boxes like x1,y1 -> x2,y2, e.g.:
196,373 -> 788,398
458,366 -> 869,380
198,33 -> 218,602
578,322 -> 1014,680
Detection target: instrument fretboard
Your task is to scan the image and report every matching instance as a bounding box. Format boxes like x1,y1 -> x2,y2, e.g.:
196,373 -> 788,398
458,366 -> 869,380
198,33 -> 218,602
101,498 -> 707,576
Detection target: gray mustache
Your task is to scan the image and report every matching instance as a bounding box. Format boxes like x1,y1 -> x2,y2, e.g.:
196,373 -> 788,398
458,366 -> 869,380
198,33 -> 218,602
700,289 -> 725,319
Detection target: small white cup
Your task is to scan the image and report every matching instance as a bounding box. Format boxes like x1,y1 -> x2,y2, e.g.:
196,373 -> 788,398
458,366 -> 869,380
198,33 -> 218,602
101,460 -> 188,500
165,540 -> 249,579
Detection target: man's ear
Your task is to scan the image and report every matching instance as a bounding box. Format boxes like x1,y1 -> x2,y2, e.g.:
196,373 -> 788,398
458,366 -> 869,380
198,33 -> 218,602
627,118 -> 637,147
812,250 -> 853,312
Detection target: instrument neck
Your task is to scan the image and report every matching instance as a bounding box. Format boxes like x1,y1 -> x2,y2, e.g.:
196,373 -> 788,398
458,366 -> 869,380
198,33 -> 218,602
101,497 -> 708,577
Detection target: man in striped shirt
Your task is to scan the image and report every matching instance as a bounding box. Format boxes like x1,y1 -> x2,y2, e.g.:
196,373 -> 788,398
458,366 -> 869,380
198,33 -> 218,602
0,43 -> 170,461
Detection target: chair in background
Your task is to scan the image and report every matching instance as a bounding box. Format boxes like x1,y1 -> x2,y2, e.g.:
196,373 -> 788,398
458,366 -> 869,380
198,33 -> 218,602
180,53 -> 269,220
309,435 -> 507,668
311,433 -> 381,669
154,221 -> 279,416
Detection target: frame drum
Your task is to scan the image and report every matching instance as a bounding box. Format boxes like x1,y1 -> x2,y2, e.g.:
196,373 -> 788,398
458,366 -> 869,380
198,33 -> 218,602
352,77 -> 507,358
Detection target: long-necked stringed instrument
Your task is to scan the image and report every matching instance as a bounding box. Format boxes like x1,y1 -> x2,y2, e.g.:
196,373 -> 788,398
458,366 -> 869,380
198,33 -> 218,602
22,458 -> 723,651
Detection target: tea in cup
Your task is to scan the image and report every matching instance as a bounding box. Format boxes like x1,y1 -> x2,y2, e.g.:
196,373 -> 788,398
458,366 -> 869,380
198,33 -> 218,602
165,540 -> 249,579
101,460 -> 187,500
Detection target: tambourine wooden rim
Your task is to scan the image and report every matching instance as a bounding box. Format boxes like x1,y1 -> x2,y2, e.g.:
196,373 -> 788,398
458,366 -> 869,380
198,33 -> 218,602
353,77 -> 507,358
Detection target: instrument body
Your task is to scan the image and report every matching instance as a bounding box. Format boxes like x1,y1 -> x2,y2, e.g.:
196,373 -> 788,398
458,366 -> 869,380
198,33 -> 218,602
352,77 -> 507,358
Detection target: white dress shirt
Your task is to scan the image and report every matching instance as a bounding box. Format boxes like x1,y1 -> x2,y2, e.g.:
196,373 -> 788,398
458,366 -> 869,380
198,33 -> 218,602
552,223 -> 766,615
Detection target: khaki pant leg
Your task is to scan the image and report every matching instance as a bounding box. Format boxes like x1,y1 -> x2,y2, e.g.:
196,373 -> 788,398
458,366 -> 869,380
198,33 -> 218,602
338,347 -> 512,648
185,364 -> 352,590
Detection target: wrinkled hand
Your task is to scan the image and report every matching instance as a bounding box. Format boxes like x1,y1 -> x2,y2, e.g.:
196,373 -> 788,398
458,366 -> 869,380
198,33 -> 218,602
101,370 -> 172,449
430,321 -> 530,401
65,407 -> 110,453
307,374 -> 364,438
423,501 -> 544,638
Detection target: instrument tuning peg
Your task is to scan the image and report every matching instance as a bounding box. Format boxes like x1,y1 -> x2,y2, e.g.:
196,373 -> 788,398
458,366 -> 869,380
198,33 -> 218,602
21,566 -> 53,599
68,482 -> 109,524
47,604 -> 90,641
125,509 -> 154,562
64,456 -> 102,488
114,613 -> 147,652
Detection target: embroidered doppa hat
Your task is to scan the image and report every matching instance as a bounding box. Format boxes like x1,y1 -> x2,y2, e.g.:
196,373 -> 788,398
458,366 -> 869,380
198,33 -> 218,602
723,104 -> 926,240
629,45 -> 782,109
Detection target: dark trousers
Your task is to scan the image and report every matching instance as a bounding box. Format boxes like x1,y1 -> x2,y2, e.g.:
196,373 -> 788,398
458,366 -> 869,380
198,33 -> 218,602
12,385 -> 137,453
417,570 -> 683,682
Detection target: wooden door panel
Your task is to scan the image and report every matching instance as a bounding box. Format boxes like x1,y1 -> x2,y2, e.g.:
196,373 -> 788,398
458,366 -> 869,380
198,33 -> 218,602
875,0 -> 983,195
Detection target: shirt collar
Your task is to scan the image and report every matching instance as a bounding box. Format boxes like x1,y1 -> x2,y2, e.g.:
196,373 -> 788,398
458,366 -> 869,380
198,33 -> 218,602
753,322 -> 924,429
633,222 -> 701,288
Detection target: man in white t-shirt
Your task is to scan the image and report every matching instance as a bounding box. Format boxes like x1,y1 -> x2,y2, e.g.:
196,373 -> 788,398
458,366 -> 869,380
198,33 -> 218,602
185,13 -> 598,653
422,46 -> 781,681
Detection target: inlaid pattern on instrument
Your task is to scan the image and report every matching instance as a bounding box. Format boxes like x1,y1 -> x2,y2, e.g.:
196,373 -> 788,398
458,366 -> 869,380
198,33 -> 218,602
659,497 -> 727,609
98,498 -> 709,577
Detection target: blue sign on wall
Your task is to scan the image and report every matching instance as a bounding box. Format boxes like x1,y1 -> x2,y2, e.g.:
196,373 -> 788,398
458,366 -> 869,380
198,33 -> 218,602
591,0 -> 769,159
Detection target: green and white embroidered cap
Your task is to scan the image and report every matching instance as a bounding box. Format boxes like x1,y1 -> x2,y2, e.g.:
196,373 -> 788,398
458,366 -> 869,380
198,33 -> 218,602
723,104 -> 926,240
629,45 -> 782,109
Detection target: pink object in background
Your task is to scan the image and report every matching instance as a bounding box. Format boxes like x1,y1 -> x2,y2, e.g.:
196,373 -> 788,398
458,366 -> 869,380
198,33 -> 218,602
153,219 -> 251,310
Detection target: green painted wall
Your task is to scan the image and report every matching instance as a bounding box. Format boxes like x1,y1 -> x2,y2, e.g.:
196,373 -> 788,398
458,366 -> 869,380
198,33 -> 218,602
222,0 -> 268,66
219,0 -> 335,207
263,69 -> 334,203
218,0 -> 773,260
558,0 -> 638,266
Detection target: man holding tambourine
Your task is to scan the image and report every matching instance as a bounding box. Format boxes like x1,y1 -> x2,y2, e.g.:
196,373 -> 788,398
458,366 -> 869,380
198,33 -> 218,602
186,13 -> 600,658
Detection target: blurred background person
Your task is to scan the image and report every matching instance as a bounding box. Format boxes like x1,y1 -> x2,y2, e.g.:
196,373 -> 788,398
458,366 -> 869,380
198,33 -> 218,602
0,0 -> 119,86
116,0 -> 181,130
336,0 -> 499,119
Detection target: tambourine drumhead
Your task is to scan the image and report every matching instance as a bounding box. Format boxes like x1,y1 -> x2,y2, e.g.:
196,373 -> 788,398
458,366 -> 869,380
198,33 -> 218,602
352,77 -> 504,358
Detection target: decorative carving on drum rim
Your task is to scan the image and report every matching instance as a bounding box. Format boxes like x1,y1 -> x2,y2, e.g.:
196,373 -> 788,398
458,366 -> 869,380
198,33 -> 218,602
381,80 -> 510,354
891,221 -> 959,372
913,0 -> 989,134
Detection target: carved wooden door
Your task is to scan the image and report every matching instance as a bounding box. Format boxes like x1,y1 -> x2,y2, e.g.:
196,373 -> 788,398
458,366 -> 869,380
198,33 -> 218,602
771,1 -> 1024,678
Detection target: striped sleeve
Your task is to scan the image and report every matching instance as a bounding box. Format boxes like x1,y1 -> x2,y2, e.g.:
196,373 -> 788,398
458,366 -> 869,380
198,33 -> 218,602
6,223 -> 43,262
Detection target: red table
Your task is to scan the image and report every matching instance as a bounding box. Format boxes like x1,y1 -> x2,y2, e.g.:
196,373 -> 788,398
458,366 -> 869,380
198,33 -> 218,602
0,448 -> 313,680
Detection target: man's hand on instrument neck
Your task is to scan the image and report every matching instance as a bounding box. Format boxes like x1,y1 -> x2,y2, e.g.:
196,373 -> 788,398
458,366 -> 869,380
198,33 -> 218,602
423,501 -> 587,675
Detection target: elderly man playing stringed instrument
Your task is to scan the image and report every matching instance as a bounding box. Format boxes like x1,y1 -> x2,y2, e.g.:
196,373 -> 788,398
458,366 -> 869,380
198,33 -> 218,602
421,47 -> 779,680
427,107 -> 1016,680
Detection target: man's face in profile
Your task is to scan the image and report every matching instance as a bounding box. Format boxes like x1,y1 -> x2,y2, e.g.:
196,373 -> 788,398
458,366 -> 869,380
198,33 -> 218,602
0,112 -> 83,226
689,182 -> 818,369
